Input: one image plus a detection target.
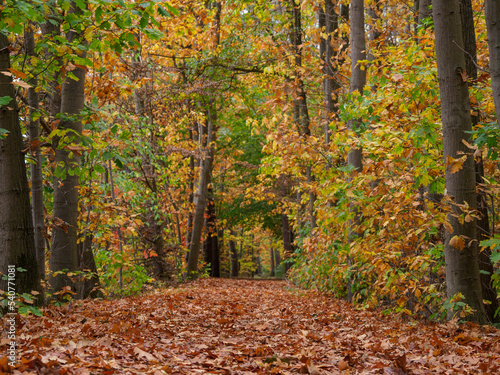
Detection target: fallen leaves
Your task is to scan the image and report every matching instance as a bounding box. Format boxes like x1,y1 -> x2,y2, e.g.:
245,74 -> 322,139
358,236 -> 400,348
1,279 -> 499,374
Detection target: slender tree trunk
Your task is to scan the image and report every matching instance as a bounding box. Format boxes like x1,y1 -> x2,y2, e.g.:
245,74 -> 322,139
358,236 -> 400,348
346,0 -> 367,302
41,7 -> 61,122
49,0 -> 86,293
275,248 -> 281,268
347,0 -> 366,175
485,0 -> 500,126
25,26 -> 45,281
270,240 -> 275,277
289,0 -> 316,230
281,175 -> 295,272
187,103 -> 216,278
229,230 -> 239,278
78,233 -> 102,299
0,25 -> 42,301
186,128 -> 195,248
203,187 -> 220,277
322,0 -> 341,145
433,0 -> 488,324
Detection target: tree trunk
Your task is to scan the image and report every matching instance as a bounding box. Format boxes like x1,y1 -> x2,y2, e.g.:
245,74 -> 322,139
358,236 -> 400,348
485,0 -> 500,126
203,187 -> 220,277
289,0 -> 316,230
256,255 -> 262,276
187,103 -> 216,278
270,241 -> 275,277
460,0 -> 499,322
275,248 -> 281,268
186,128 -> 195,248
78,233 -> 103,299
26,26 -> 45,281
0,26 -> 42,301
433,0 -> 488,324
418,0 -> 432,25
322,0 -> 341,146
346,0 -> 367,302
41,6 -> 61,121
49,0 -> 86,293
281,176 -> 295,272
347,0 -> 366,175
229,232 -> 239,278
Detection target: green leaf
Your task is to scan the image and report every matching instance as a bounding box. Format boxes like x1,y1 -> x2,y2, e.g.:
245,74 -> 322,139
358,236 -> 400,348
480,238 -> 500,250
0,96 -> 12,106
74,0 -> 86,10
94,164 -> 105,174
95,6 -> 103,23
158,5 -> 170,17
139,14 -> 149,28
164,3 -> 179,16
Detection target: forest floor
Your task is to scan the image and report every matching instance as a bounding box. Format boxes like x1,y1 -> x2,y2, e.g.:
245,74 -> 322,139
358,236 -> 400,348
1,278 -> 500,374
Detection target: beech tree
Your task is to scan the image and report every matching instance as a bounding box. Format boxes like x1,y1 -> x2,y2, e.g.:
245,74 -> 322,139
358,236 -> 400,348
25,26 -> 45,281
187,102 -> 217,277
485,0 -> 500,125
460,0 -> 499,322
49,0 -> 87,293
347,0 -> 366,193
0,20 -> 42,300
433,0 -> 487,323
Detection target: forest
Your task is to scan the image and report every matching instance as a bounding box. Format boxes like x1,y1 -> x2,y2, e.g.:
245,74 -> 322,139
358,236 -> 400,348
1,0 -> 500,372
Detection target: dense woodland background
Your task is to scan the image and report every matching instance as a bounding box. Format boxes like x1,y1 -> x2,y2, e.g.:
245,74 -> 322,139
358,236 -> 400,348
1,0 -> 500,325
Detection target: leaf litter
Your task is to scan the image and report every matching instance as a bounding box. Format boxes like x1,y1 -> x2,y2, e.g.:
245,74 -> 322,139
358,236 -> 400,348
1,279 -> 499,374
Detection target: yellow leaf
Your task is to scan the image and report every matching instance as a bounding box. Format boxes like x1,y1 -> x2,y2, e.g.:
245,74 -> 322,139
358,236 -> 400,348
449,235 -> 465,250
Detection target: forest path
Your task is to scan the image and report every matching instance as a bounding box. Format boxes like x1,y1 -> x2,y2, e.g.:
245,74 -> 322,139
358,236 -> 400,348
4,278 -> 500,374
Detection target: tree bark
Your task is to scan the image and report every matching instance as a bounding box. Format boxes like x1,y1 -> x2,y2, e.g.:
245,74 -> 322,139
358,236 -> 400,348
322,0 -> 341,146
289,0 -> 316,230
485,0 -> 500,126
270,241 -> 275,277
78,233 -> 103,299
203,187 -> 220,277
433,0 -> 488,324
49,0 -> 86,293
347,0 -> 366,177
26,26 -> 45,281
187,103 -> 216,278
418,0 -> 432,25
0,26 -> 42,301
275,248 -> 281,268
41,6 -> 61,121
460,0 -> 499,322
346,0 -> 367,302
281,176 -> 295,272
229,231 -> 239,278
